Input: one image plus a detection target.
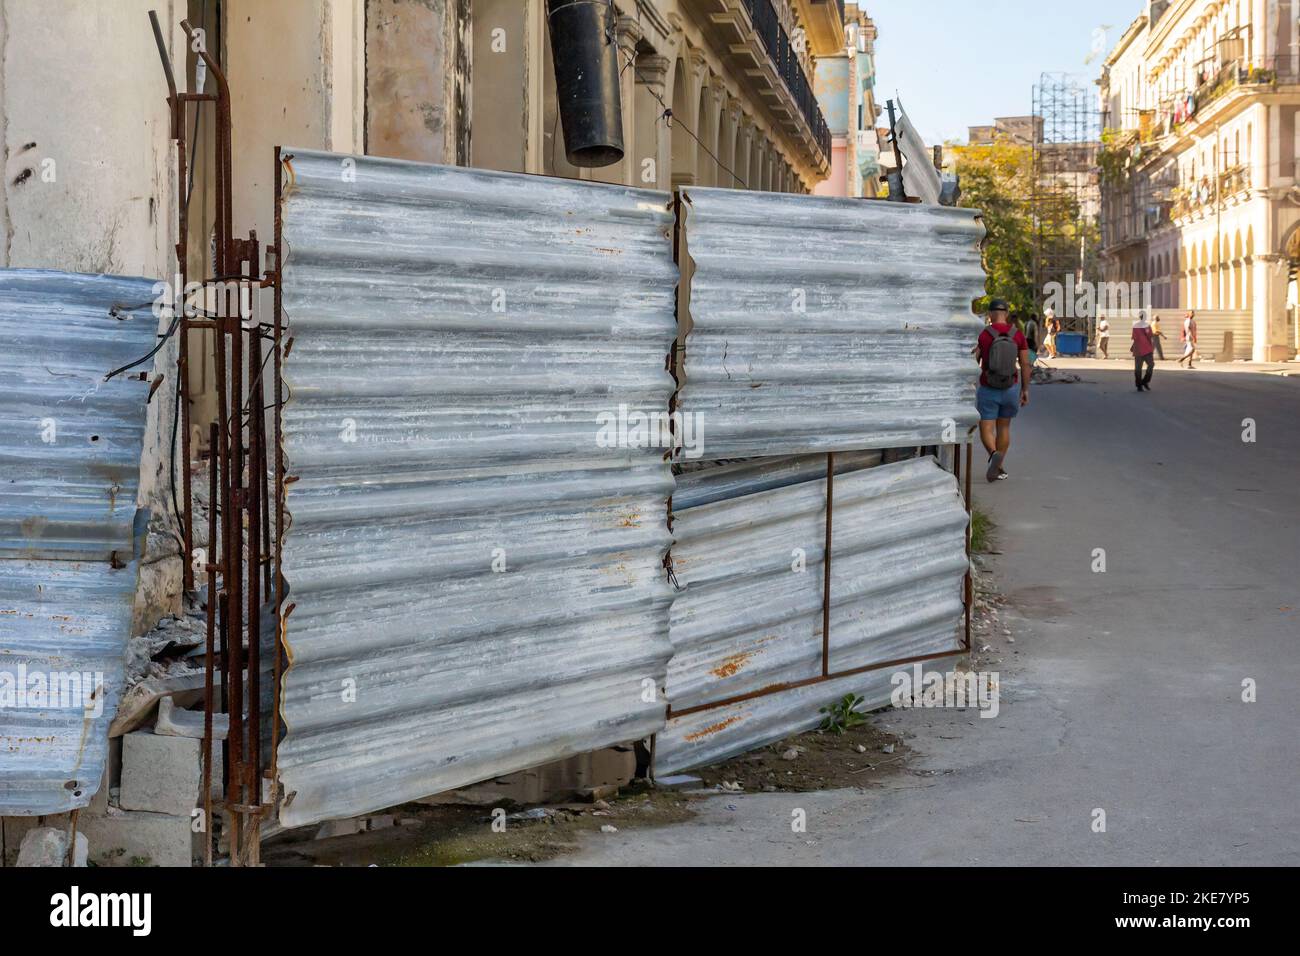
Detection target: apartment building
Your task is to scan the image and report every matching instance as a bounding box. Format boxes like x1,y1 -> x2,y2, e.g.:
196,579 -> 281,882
812,3 -> 881,197
1099,0 -> 1300,360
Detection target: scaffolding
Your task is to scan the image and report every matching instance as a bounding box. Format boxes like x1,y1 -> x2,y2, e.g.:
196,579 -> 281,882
1031,73 -> 1101,333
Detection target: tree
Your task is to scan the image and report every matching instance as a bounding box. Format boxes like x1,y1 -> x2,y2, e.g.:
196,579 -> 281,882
951,137 -> 1099,323
949,139 -> 1036,314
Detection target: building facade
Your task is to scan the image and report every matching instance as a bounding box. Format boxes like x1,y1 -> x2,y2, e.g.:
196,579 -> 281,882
1099,0 -> 1300,360
812,4 -> 881,198
440,0 -> 837,192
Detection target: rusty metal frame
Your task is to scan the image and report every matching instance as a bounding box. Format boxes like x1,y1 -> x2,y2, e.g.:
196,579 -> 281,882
663,431 -> 976,721
150,12 -> 283,866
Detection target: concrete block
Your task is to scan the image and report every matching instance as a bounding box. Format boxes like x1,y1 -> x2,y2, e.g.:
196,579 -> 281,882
315,818 -> 365,840
77,810 -> 196,868
120,731 -> 202,816
16,827 -> 87,867
155,695 -> 229,739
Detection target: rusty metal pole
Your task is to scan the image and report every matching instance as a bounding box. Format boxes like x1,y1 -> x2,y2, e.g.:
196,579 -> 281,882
964,434 -> 974,651
270,148 -> 287,794
202,421 -> 218,866
246,306 -> 263,802
149,11 -> 195,591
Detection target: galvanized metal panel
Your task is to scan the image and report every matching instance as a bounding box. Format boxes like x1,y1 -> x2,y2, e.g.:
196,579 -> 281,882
676,187 -> 986,459
276,150 -> 678,827
894,102 -> 943,205
656,455 -> 968,775
0,269 -> 157,815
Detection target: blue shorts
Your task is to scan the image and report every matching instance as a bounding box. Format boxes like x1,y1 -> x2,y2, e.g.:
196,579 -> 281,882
977,384 -> 1020,421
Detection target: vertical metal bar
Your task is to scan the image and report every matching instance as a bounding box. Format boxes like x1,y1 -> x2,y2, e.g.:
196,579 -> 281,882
64,808 -> 80,867
270,147 -> 286,791
246,312 -> 263,800
177,123 -> 195,594
964,435 -> 973,651
154,11 -> 195,592
202,422 -> 218,867
821,451 -> 835,677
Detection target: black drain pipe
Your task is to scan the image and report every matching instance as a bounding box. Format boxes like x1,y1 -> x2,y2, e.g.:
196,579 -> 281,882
546,0 -> 625,168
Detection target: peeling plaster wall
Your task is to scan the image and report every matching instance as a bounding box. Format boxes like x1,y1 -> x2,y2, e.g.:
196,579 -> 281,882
365,0 -> 458,164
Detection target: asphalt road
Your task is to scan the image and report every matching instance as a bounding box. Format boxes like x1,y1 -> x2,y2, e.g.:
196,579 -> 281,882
552,362 -> 1300,866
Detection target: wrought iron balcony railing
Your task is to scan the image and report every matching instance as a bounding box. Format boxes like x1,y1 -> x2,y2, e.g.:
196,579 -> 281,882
743,0 -> 832,161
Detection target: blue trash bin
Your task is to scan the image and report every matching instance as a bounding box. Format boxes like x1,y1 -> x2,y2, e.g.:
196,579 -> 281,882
1056,332 -> 1087,356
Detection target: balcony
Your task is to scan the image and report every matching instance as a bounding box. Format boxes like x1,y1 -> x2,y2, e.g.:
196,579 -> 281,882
692,0 -> 832,171
1157,55 -> 1300,137
1218,164 -> 1251,198
793,0 -> 847,57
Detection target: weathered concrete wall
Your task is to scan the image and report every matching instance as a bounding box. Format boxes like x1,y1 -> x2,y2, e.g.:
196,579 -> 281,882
366,0 -> 457,164
0,0 -> 176,276
226,0 -> 365,243
470,0 -> 528,172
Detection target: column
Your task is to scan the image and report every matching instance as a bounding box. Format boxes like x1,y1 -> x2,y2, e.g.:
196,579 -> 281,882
634,54 -> 671,190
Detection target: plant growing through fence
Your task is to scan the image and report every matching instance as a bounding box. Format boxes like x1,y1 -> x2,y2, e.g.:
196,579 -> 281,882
819,693 -> 867,735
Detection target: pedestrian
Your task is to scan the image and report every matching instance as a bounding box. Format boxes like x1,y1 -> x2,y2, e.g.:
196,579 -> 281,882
1024,312 -> 1041,367
1096,315 -> 1111,359
1151,313 -> 1166,360
1177,310 -> 1198,367
1043,307 -> 1058,359
1132,311 -> 1155,391
975,298 -> 1031,482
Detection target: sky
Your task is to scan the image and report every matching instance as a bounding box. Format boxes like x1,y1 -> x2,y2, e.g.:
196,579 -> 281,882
870,0 -> 1148,146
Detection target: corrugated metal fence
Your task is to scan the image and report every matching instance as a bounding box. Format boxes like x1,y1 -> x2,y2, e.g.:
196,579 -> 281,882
656,455 -> 970,774
0,270 -> 157,815
675,186 -> 985,459
275,151 -> 680,827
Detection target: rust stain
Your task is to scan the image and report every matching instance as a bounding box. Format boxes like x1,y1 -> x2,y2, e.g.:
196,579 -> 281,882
711,650 -> 754,680
20,515 -> 48,540
684,715 -> 743,742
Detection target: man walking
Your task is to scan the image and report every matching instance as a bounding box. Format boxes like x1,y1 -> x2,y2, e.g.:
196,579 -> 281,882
1096,315 -> 1111,359
1024,312 -> 1041,366
975,299 -> 1031,482
1151,313 -> 1166,360
1177,310 -> 1198,367
1132,311 -> 1155,391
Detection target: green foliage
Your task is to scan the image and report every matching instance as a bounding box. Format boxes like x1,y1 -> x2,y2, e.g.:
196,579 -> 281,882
970,506 -> 993,555
949,141 -> 1036,314
950,138 -> 1100,317
1097,128 -> 1137,186
819,693 -> 867,735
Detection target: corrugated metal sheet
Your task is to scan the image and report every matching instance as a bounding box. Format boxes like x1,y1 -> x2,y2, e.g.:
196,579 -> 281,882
656,455 -> 968,775
893,101 -> 943,205
0,269 -> 157,815
275,149 -> 678,827
675,187 -> 986,459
